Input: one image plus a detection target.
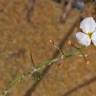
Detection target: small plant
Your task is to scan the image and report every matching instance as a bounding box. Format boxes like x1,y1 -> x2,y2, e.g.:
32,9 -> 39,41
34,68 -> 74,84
1,17 -> 95,96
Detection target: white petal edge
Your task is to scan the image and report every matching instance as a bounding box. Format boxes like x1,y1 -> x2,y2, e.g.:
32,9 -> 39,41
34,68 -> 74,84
80,17 -> 96,33
91,32 -> 96,46
76,32 -> 91,46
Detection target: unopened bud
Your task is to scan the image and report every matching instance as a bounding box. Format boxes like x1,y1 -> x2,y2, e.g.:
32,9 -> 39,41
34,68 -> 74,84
86,61 -> 90,64
67,40 -> 72,45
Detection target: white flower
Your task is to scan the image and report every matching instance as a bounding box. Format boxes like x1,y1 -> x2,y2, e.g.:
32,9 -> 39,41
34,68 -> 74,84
76,17 -> 96,47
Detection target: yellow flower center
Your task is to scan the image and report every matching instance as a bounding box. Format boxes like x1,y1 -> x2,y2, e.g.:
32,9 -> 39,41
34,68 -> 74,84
88,32 -> 93,39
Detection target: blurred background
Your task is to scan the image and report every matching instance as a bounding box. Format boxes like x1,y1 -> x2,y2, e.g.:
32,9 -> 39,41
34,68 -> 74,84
0,0 -> 96,96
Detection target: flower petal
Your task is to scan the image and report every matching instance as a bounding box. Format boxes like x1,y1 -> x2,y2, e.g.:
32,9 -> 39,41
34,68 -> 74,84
80,17 -> 96,33
76,32 -> 91,46
91,32 -> 96,46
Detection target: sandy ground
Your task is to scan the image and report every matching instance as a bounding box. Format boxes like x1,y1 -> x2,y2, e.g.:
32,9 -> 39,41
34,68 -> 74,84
0,0 -> 96,96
